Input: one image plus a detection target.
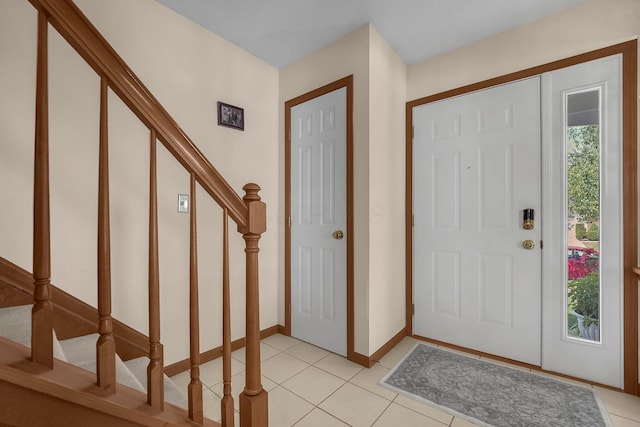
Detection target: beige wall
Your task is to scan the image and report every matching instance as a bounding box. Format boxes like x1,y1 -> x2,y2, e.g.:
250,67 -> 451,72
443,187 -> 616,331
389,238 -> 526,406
368,27 -> 407,354
279,25 -> 372,355
0,0 -> 280,365
408,0 -> 640,100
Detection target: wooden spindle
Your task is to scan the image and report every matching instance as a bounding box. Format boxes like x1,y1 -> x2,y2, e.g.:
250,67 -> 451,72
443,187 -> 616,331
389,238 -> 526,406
221,210 -> 234,427
147,129 -> 164,408
188,174 -> 203,424
31,9 -> 54,369
239,184 -> 268,427
96,77 -> 116,393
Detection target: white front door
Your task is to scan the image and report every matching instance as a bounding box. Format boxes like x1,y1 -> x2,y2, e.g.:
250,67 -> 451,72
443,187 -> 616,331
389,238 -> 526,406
541,55 -> 623,388
290,87 -> 347,356
413,77 -> 542,365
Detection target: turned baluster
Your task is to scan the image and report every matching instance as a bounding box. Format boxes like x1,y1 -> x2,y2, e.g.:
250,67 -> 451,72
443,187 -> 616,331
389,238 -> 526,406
221,209 -> 234,427
239,184 -> 268,427
188,174 -> 204,423
147,129 -> 164,408
96,77 -> 116,393
32,9 -> 53,369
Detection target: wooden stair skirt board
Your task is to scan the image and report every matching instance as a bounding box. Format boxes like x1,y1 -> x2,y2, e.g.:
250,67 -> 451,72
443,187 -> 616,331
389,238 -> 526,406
0,337 -> 219,427
166,326 -> 408,375
0,256 -> 148,361
165,325 -> 284,376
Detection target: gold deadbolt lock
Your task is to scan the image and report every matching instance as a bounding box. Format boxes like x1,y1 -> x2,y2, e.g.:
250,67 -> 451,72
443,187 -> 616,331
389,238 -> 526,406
332,230 -> 344,240
523,208 -> 535,230
522,240 -> 535,250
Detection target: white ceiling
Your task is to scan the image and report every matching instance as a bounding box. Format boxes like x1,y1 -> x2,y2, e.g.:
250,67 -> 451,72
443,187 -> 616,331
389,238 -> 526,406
154,0 -> 586,69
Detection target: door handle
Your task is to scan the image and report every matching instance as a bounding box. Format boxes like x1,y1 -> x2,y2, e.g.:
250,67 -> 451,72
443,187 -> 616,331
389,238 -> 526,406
522,240 -> 535,250
332,230 -> 344,240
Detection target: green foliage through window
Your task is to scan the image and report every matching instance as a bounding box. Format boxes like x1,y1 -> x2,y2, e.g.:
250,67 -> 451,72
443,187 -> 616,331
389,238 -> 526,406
567,125 -> 600,224
567,272 -> 599,327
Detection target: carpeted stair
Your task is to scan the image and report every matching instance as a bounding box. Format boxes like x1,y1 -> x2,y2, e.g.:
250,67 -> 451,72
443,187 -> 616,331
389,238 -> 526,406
0,304 -> 187,408
59,333 -> 146,393
0,304 -> 67,361
124,356 -> 188,409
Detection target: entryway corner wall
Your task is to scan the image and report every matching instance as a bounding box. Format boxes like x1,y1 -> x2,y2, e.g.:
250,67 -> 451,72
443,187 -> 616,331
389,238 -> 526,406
279,23 -> 407,357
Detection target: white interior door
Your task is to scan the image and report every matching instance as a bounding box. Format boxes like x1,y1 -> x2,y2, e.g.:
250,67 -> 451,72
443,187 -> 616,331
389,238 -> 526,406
413,77 -> 542,365
290,87 -> 347,356
541,55 -> 623,388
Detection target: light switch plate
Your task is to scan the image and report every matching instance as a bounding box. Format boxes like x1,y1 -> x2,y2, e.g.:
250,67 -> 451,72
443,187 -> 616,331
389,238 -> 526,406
178,194 -> 189,213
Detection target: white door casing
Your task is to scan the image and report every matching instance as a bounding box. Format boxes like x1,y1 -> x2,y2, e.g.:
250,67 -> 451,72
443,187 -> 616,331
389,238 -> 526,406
541,55 -> 623,388
290,87 -> 347,356
413,77 -> 542,365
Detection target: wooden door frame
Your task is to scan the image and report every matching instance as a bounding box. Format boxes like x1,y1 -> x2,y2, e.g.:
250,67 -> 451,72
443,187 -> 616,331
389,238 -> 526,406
405,41 -> 638,395
284,75 -> 355,361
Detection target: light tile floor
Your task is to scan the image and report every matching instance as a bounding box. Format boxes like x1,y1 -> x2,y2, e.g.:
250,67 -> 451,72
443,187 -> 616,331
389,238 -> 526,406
171,334 -> 640,426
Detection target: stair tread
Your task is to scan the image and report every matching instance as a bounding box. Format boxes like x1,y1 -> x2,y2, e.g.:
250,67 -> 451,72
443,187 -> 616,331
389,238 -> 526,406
0,306 -> 190,415
124,356 -> 188,409
0,304 -> 67,362
59,333 -> 146,393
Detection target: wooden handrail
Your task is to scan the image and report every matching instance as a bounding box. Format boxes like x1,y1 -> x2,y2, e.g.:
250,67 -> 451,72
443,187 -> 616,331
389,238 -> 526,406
27,0 -> 248,228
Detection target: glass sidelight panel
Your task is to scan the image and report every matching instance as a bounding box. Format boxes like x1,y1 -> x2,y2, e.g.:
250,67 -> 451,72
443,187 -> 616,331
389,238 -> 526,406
566,88 -> 601,342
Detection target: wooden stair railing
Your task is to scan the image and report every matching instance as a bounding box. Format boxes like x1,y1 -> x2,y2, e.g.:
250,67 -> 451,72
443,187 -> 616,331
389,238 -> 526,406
189,174 -> 204,424
148,129 -> 164,409
97,76 -> 116,395
24,0 -> 268,425
31,8 -> 54,370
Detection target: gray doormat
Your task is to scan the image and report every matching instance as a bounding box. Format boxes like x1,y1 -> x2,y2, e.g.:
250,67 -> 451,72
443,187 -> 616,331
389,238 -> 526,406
380,343 -> 612,427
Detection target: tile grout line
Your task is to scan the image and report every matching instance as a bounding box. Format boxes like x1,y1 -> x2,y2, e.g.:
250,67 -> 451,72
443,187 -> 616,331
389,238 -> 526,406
369,399 -> 394,426
283,375 -> 349,410
291,406 -> 348,427
389,393 -> 452,426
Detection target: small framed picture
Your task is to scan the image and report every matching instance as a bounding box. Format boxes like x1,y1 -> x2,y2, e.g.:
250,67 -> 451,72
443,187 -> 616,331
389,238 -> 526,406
217,101 -> 244,131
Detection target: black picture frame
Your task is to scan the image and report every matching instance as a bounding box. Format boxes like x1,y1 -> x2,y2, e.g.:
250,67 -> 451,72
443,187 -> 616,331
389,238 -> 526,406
217,101 -> 244,131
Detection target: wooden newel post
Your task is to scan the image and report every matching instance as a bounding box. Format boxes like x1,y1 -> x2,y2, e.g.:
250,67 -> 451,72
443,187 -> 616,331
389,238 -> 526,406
238,184 -> 268,427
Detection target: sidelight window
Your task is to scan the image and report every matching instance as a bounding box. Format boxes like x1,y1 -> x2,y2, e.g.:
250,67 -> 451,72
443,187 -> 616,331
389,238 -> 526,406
565,88 -> 601,343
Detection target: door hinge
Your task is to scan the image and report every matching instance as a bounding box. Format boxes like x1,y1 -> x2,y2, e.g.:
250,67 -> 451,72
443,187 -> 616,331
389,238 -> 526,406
412,304 -> 415,316
288,128 -> 291,141
288,216 -> 291,227
412,214 -> 414,227
540,240 -> 543,249
412,126 -> 414,139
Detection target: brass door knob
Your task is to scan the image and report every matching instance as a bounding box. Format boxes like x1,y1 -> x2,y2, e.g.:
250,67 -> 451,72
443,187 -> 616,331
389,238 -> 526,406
523,240 -> 535,250
332,230 -> 344,240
